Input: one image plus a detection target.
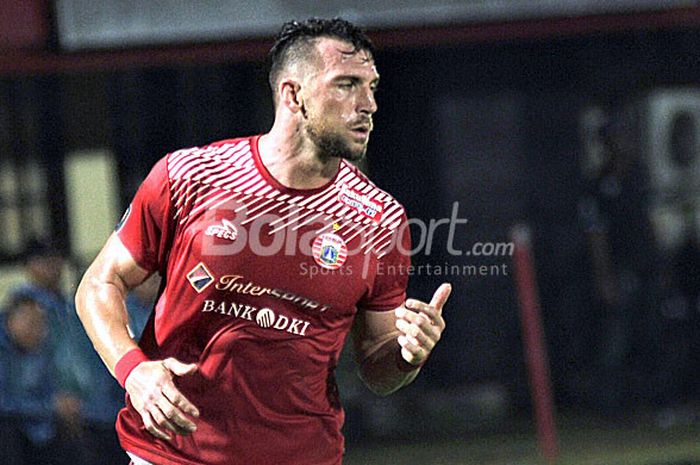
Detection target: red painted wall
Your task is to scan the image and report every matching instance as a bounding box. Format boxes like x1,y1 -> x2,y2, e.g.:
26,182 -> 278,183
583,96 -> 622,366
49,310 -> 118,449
0,0 -> 49,50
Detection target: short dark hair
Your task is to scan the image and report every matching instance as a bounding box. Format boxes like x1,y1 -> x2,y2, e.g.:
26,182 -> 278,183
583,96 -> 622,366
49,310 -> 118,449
268,18 -> 375,100
23,238 -> 63,264
4,293 -> 43,319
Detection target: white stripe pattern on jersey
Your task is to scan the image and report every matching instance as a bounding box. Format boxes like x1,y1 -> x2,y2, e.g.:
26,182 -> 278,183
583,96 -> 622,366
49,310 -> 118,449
166,139 -> 406,256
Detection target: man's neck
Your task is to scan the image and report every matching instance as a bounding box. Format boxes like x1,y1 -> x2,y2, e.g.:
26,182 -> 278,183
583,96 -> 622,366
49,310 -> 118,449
258,127 -> 341,190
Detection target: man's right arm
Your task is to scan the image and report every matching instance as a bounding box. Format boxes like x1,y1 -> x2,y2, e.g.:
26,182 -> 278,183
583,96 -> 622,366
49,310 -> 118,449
75,233 -> 199,441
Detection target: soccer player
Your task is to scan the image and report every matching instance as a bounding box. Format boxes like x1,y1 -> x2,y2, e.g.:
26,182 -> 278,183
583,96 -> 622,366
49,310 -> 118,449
75,18 -> 451,465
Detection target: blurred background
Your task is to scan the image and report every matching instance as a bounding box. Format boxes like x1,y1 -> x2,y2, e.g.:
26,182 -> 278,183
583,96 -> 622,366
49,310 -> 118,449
3,1 -> 700,464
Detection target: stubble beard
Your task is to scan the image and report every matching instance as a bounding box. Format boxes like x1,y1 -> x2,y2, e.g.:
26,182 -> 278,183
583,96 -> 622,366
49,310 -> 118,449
305,120 -> 367,163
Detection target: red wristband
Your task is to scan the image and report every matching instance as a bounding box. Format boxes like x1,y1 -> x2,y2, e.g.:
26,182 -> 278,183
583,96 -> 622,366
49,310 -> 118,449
115,348 -> 149,388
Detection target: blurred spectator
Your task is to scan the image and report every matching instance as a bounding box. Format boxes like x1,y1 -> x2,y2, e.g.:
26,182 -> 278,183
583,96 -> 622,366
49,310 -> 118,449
670,211 -> 700,401
0,295 -> 81,464
578,115 -> 662,411
8,240 -> 126,464
673,213 -> 700,313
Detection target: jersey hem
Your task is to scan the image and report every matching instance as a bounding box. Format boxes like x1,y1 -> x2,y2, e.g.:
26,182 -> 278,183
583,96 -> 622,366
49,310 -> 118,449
121,438 -> 205,465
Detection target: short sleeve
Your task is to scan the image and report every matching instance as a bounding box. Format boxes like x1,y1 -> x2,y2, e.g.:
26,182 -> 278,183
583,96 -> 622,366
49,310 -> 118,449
358,213 -> 412,312
117,157 -> 174,272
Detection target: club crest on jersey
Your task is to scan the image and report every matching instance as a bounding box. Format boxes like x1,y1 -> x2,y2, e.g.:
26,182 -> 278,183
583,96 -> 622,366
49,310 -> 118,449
338,185 -> 384,222
312,233 -> 348,270
205,218 -> 238,241
187,262 -> 215,293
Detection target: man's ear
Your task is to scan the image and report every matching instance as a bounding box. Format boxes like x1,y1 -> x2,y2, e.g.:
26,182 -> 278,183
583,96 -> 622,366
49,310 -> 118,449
280,79 -> 304,114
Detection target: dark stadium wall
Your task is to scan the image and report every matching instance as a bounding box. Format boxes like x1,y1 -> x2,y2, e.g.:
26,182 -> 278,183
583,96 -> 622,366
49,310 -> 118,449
366,28 -> 700,408
2,23 -> 700,411
0,0 -> 50,51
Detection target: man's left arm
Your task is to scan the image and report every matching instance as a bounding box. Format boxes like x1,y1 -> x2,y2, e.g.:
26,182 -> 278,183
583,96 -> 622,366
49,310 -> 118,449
352,283 -> 451,396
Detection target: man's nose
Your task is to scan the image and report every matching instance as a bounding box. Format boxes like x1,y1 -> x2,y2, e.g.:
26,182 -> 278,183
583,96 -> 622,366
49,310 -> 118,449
357,88 -> 377,115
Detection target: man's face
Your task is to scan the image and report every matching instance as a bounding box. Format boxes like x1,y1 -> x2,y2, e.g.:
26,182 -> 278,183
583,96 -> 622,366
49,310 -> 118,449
7,301 -> 47,352
301,38 -> 379,162
27,255 -> 64,292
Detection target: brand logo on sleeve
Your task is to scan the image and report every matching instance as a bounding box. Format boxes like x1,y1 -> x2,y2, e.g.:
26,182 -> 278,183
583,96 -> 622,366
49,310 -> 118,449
187,262 -> 215,293
312,233 -> 348,270
205,219 -> 238,241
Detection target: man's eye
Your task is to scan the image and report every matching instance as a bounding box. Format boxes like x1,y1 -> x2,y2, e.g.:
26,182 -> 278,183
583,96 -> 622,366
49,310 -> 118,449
338,82 -> 353,89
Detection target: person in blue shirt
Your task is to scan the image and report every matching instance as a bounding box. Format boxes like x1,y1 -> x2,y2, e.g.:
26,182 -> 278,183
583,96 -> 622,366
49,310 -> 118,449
0,294 -> 81,464
9,240 -> 125,464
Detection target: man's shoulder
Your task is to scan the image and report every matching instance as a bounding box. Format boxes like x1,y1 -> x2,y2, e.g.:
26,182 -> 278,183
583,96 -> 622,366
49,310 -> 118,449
163,136 -> 257,181
204,136 -> 255,149
337,161 -> 407,228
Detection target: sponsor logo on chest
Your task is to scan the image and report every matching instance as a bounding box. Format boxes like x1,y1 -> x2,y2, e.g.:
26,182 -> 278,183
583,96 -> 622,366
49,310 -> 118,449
215,274 -> 332,313
201,299 -> 311,336
338,185 -> 384,222
187,263 -> 332,313
187,262 -> 215,293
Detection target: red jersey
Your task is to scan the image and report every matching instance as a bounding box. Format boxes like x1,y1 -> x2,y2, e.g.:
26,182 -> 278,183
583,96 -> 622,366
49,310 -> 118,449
116,135 -> 411,465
